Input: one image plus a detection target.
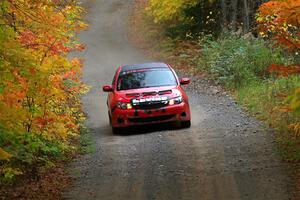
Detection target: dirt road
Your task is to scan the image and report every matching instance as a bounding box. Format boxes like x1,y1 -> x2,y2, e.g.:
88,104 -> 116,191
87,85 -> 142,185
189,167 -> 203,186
63,0 -> 294,199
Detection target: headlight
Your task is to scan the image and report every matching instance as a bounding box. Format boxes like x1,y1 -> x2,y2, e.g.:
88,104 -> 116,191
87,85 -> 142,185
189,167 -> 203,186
117,102 -> 132,109
169,96 -> 183,105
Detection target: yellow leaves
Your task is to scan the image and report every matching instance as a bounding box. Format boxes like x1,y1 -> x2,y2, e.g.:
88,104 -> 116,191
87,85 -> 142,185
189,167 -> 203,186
71,57 -> 83,70
0,166 -> 23,183
146,0 -> 198,23
52,122 -> 69,139
0,101 -> 27,133
0,0 -> 88,180
0,167 -> 23,177
51,87 -> 66,100
1,0 -> 87,161
0,148 -> 12,160
289,123 -> 300,137
79,83 -> 91,95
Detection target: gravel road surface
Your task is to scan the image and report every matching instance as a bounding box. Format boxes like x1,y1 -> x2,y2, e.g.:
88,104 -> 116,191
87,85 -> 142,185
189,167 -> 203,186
63,0 -> 294,199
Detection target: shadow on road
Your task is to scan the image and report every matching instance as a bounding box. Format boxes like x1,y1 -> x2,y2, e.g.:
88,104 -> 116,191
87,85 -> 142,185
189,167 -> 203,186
111,122 -> 185,136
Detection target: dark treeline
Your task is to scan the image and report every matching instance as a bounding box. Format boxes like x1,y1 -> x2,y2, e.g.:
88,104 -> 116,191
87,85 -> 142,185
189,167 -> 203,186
167,0 -> 268,37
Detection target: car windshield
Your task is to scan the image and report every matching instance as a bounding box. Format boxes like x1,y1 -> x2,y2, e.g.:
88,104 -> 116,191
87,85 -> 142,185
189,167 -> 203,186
117,68 -> 177,91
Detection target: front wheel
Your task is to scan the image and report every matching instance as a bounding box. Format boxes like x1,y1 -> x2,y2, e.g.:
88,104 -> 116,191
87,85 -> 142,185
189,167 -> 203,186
181,120 -> 191,128
108,112 -> 112,125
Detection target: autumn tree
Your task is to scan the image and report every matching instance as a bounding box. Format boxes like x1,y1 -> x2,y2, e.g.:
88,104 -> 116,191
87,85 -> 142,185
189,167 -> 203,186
0,0 -> 87,180
257,0 -> 300,51
257,0 -> 300,136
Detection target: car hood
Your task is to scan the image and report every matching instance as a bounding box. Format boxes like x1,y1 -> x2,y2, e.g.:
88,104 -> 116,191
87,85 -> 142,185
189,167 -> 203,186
116,85 -> 182,102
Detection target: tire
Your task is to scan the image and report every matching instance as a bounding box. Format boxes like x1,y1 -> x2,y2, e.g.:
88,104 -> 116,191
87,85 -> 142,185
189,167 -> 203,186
181,120 -> 191,128
112,126 -> 122,134
108,112 -> 111,124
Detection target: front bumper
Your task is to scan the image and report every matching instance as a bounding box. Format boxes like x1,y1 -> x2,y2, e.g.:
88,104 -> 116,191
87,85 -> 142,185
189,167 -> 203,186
111,102 -> 190,127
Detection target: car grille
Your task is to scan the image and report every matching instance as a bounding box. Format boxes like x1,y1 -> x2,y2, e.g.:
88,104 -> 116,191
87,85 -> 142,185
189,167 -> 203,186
128,115 -> 175,123
132,101 -> 168,110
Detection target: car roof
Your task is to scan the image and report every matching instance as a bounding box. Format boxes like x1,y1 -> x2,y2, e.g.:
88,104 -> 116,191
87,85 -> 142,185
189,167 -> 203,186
121,62 -> 169,72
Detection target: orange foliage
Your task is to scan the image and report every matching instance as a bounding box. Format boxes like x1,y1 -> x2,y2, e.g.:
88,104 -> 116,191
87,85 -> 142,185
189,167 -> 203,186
0,0 -> 88,157
257,0 -> 300,50
268,64 -> 300,77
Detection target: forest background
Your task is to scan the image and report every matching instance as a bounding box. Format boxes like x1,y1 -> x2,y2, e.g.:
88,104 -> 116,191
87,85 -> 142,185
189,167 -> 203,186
136,0 -> 300,160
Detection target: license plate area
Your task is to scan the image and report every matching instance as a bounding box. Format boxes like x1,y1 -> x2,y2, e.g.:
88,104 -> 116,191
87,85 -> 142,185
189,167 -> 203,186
131,96 -> 169,109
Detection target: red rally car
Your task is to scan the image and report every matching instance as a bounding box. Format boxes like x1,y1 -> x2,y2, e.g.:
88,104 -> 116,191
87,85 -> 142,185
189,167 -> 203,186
102,62 -> 191,134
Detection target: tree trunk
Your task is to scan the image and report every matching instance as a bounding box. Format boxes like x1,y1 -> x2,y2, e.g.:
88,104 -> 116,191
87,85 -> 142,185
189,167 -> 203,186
220,0 -> 227,30
230,0 -> 238,30
243,0 -> 250,32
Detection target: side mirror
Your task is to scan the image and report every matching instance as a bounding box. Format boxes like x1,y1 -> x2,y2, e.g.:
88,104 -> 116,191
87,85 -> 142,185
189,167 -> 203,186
179,78 -> 190,85
103,85 -> 113,92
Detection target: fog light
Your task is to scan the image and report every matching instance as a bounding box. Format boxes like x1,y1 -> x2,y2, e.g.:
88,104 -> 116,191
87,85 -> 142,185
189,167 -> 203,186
117,102 -> 132,110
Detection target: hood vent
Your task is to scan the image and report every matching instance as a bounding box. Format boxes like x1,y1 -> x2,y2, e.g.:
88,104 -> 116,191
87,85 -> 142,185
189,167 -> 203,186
126,93 -> 140,97
142,91 -> 157,96
158,90 -> 172,95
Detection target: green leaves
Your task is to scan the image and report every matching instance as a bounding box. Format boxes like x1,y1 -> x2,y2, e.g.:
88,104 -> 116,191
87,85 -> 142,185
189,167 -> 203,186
198,34 -> 292,88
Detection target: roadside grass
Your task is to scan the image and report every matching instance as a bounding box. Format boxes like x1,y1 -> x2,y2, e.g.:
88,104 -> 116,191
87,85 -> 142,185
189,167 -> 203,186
237,77 -> 300,161
129,0 -> 300,161
78,126 -> 96,154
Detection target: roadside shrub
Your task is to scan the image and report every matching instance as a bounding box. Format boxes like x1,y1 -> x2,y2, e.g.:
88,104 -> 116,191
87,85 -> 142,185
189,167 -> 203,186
198,34 -> 294,88
0,127 -> 72,184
